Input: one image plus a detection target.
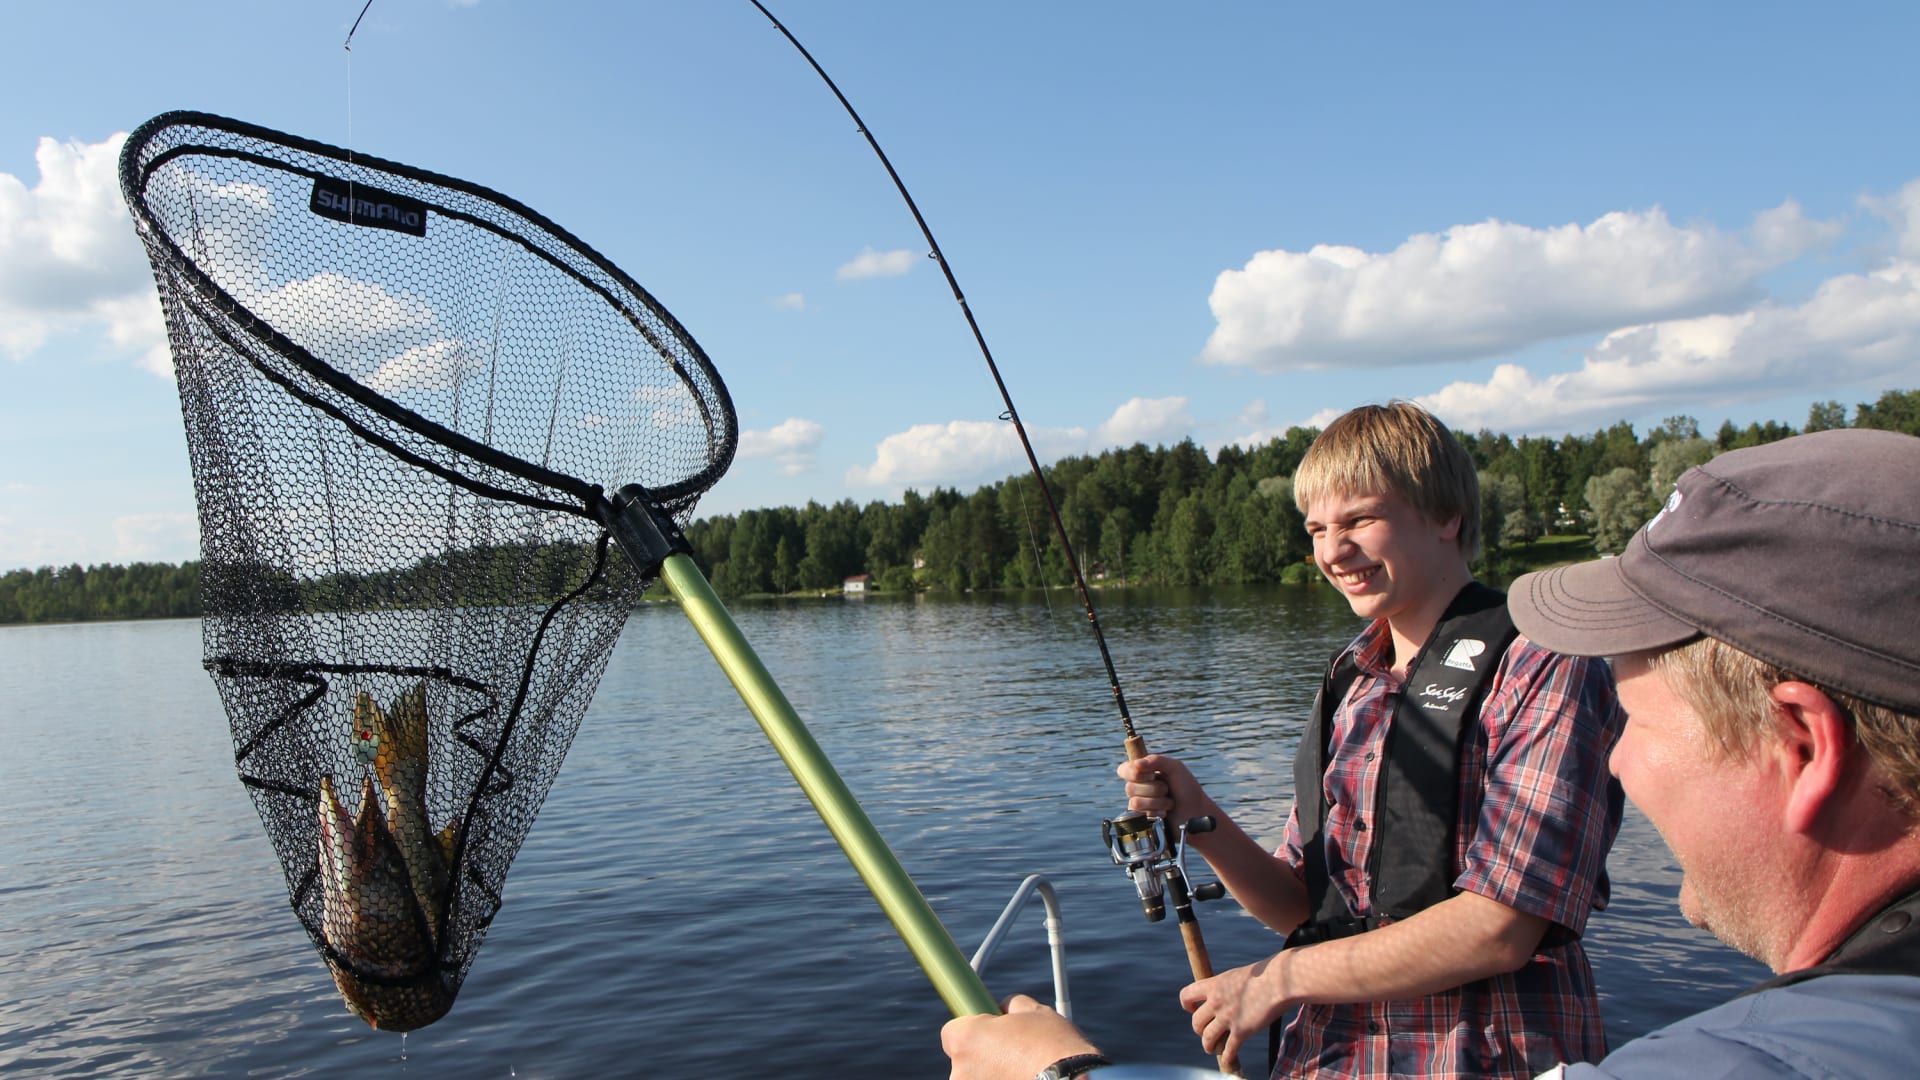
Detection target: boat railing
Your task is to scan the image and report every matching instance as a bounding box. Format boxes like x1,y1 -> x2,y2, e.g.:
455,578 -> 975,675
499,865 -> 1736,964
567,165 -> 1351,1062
969,873 -> 1072,1021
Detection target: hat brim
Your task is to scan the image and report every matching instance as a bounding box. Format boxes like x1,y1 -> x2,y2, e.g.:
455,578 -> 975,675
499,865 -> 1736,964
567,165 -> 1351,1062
1509,556 -> 1702,658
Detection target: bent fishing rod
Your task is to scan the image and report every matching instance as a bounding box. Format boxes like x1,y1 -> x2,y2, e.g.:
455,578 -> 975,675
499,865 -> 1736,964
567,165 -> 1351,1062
750,5 -> 1235,1068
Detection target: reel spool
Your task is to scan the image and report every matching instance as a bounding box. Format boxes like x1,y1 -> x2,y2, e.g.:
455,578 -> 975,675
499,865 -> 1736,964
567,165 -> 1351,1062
1102,809 -> 1225,924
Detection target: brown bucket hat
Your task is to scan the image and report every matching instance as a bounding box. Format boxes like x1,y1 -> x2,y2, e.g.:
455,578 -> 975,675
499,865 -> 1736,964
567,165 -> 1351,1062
1509,428 -> 1920,714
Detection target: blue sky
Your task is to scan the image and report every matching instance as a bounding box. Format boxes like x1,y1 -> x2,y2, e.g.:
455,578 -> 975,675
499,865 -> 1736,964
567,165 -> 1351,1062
4,1 -> 1919,572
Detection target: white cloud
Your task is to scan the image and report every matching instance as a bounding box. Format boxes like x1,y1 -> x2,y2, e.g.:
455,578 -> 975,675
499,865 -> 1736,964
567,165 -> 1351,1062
0,515 -> 75,570
366,338 -> 471,395
1200,201 -> 1840,372
1416,259 -> 1920,433
0,509 -> 198,570
0,133 -> 168,372
1231,415 -> 1343,449
846,419 -> 1031,488
849,398 -> 1196,489
836,247 -> 919,280
1863,179 -> 1920,261
252,271 -> 439,364
738,417 -> 825,475
1094,396 -> 1194,446
772,292 -> 805,311
111,512 -> 199,563
1225,398 -> 1335,448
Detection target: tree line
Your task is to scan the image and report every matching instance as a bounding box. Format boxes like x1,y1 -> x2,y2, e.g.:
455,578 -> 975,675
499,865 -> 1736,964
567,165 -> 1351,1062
4,389 -> 1916,622
0,561 -> 203,624
682,389 -> 1919,597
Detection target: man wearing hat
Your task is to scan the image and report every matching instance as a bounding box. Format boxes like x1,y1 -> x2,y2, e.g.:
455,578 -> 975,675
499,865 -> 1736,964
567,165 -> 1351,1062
943,427 -> 1920,1079
1509,426 -> 1920,1077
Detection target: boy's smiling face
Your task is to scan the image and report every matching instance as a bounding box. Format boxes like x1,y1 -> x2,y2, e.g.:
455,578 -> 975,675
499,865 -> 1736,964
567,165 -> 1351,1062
1304,487 -> 1464,631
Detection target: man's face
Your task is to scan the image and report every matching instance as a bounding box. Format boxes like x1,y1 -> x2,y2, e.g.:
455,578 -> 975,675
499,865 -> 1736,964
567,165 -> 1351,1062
1303,488 -> 1461,627
1610,651 -> 1781,966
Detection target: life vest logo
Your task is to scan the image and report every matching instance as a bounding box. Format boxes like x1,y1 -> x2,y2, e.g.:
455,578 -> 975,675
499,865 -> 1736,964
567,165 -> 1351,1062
1440,638 -> 1486,672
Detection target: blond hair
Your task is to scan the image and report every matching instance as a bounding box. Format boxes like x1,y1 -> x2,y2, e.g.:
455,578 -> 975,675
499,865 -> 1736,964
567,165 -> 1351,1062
1293,401 -> 1483,560
1650,635 -> 1920,818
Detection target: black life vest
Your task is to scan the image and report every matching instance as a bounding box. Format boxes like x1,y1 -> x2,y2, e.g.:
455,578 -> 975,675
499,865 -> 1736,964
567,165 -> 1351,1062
1288,581 -> 1518,945
1748,884 -> 1920,991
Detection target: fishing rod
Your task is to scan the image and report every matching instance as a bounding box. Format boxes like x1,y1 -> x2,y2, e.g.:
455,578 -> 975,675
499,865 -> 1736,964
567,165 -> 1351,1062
749,5 -> 1234,1070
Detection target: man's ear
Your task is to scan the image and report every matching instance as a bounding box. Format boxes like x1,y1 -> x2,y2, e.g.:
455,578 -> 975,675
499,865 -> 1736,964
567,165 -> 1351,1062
1438,513 -> 1462,542
1773,681 -> 1853,834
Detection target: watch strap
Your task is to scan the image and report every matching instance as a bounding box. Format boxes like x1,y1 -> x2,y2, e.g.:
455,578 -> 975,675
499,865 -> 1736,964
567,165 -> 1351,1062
1035,1052 -> 1112,1080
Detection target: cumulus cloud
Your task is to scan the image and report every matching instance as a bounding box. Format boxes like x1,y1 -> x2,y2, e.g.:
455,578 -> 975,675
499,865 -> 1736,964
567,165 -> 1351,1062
111,512 -> 199,563
836,247 -> 919,280
0,135 -> 464,383
1863,179 -> 1920,261
0,133 -> 168,373
1201,201 -> 1841,372
848,397 -> 1193,488
0,514 -> 73,570
738,417 -> 825,475
0,509 -> 199,569
846,419 -> 1034,488
1094,396 -> 1194,446
252,272 -> 438,356
1416,259 -> 1920,433
366,338 -> 471,395
772,292 -> 806,311
1225,398 -> 1334,448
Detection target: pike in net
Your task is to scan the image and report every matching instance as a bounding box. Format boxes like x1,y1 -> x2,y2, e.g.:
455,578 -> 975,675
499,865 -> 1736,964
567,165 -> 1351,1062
120,110 -> 995,1032
119,111 -> 734,1030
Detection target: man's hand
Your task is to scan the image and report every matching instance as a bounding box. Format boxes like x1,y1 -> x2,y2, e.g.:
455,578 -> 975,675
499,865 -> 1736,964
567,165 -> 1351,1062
941,994 -> 1100,1080
1179,954 -> 1289,1066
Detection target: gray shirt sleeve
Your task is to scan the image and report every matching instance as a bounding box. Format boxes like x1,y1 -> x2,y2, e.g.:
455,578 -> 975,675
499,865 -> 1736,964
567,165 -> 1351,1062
1547,975 -> 1920,1080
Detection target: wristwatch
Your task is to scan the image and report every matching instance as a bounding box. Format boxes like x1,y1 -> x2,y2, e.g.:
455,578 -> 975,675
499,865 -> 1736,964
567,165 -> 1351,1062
1035,1053 -> 1112,1080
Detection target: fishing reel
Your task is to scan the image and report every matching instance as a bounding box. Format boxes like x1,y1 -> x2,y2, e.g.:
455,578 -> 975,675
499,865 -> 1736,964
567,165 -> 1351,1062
1101,809 -> 1226,923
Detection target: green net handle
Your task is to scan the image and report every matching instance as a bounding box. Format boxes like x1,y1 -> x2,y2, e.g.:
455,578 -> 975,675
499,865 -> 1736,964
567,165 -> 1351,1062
658,553 -> 999,1017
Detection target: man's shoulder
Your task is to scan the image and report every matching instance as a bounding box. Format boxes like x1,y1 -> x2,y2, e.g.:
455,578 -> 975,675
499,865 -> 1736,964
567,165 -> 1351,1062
1564,975 -> 1920,1079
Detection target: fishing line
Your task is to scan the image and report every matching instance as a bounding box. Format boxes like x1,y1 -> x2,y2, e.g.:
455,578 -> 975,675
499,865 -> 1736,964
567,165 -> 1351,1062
752,11 -> 1240,1067
341,0 -> 370,319
748,0 -> 1138,744
1012,467 -> 1056,614
344,3 -> 372,154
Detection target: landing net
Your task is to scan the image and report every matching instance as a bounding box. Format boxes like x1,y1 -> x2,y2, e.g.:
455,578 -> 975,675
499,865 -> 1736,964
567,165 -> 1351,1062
119,111 -> 736,1029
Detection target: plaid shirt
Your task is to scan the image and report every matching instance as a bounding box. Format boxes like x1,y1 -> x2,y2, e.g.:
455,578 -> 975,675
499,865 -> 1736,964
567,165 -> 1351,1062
1274,618 -> 1625,1079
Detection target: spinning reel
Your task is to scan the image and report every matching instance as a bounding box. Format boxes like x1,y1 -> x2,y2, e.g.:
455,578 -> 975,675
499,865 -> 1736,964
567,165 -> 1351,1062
1102,810 -> 1226,924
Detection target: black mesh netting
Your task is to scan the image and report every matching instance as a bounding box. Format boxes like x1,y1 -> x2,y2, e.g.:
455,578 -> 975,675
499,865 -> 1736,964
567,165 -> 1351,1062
119,111 -> 737,1030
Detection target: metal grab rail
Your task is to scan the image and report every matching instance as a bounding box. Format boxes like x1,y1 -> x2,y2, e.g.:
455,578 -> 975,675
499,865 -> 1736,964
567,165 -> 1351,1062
969,875 -> 1072,1021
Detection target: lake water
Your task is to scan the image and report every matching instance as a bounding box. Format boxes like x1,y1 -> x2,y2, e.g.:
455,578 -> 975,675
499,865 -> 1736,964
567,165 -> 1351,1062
0,585 -> 1767,1077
